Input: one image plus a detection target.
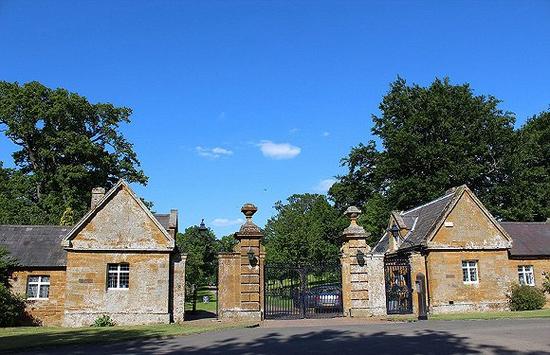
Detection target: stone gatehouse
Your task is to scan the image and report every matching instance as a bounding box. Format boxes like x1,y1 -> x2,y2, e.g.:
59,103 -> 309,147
0,180 -> 186,327
374,185 -> 550,316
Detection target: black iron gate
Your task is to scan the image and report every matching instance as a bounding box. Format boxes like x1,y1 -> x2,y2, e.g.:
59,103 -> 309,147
384,257 -> 413,314
264,261 -> 343,319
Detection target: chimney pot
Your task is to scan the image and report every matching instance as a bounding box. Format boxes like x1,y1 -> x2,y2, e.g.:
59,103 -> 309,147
91,187 -> 105,210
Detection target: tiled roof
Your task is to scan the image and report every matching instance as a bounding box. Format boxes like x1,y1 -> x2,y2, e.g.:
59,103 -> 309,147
501,222 -> 550,257
373,190 -> 457,254
0,225 -> 71,267
0,214 -> 175,267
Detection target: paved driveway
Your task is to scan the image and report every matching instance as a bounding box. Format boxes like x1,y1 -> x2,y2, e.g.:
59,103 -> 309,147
25,319 -> 550,354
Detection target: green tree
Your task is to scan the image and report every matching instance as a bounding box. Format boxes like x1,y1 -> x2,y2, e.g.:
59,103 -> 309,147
0,81 -> 147,225
176,226 -> 218,310
491,110 -> 550,221
330,77 -> 518,241
216,234 -> 238,253
264,194 -> 347,264
0,246 -> 18,286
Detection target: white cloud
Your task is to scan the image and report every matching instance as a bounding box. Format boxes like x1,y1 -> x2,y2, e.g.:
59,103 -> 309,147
211,218 -> 244,227
313,178 -> 337,194
196,146 -> 233,159
322,131 -> 330,137
258,140 -> 301,160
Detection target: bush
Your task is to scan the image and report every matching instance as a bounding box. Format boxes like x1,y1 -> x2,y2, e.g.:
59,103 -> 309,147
0,283 -> 26,327
509,284 -> 546,311
92,314 -> 116,327
543,272 -> 550,294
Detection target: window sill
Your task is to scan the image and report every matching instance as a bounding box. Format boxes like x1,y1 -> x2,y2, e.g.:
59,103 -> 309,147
462,281 -> 479,285
107,288 -> 129,291
26,298 -> 49,301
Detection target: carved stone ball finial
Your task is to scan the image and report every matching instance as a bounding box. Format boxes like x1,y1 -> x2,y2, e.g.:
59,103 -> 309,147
345,206 -> 362,225
241,203 -> 258,220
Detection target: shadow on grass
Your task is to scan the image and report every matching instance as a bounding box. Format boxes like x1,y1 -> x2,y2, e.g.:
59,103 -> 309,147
185,310 -> 218,321
20,326 -> 548,354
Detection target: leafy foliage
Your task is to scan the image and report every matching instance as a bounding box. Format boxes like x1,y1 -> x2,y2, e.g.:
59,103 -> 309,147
176,226 -> 218,289
92,314 -> 116,327
0,246 -> 18,286
217,234 -> 238,253
0,81 -> 148,225
0,283 -> 26,327
330,77 -> 549,243
543,272 -> 550,295
264,194 -> 347,264
509,284 -> 546,311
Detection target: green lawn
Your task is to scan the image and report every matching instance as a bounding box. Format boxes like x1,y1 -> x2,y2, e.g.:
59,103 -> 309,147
430,308 -> 550,320
0,321 -> 253,352
185,288 -> 217,313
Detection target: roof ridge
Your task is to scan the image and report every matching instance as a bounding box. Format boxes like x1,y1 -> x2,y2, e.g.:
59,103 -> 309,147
401,192 -> 455,215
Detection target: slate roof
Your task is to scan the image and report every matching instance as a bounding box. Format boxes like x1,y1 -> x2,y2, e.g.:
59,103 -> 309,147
0,213 -> 175,267
373,190 -> 456,254
0,225 -> 71,267
501,222 -> 550,257
153,214 -> 170,231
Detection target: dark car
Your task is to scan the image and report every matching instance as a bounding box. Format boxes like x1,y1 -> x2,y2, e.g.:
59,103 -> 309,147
309,285 -> 342,310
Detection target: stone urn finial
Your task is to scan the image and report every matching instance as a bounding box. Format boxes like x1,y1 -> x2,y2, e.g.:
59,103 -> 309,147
236,203 -> 262,238
241,203 -> 258,220
345,206 -> 362,225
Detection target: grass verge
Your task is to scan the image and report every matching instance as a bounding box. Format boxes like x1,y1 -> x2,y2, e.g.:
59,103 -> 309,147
0,321 -> 254,352
430,308 -> 550,320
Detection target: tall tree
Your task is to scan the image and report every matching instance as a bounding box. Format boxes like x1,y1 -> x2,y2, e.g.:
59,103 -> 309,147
492,110 -> 550,221
0,81 -> 147,224
176,226 -> 218,290
330,77 -> 518,241
264,194 -> 347,264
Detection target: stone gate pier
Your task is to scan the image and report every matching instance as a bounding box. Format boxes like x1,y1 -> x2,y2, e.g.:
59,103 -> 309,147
340,206 -> 386,317
217,203 -> 265,321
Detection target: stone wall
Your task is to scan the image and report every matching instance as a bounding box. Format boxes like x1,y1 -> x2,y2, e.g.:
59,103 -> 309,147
427,250 -> 512,313
63,251 -> 171,327
171,252 -> 187,323
9,268 -> 66,326
409,252 -> 428,316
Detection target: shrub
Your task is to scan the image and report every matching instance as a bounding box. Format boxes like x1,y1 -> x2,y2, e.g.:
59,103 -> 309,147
0,283 -> 26,327
92,314 -> 116,327
543,272 -> 550,294
509,284 -> 546,311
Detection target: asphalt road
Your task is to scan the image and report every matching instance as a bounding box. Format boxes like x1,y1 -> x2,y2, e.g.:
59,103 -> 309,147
23,319 -> 550,355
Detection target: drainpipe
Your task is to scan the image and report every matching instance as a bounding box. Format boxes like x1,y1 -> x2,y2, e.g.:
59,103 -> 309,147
423,248 -> 431,311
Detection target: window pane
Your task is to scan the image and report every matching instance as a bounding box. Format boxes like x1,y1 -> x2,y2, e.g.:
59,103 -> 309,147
519,273 -> 525,285
40,276 -> 50,283
27,284 -> 38,298
462,268 -> 469,282
526,273 -> 534,285
108,273 -> 118,288
120,264 -> 129,271
462,261 -> 467,268
39,285 -> 49,298
28,276 -> 39,283
470,268 -> 477,282
119,273 -> 129,288
108,264 -> 118,271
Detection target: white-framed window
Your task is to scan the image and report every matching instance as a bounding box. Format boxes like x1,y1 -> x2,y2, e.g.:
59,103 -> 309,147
107,263 -> 129,289
462,260 -> 478,284
26,275 -> 50,299
518,265 -> 535,286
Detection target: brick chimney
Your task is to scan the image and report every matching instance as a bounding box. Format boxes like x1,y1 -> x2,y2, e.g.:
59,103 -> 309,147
90,187 -> 105,210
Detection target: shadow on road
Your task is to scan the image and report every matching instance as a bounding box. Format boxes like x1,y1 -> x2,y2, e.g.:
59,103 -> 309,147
40,327 -> 547,354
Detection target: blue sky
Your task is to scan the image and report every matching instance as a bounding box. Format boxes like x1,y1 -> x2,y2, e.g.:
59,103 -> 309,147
1,1 -> 549,237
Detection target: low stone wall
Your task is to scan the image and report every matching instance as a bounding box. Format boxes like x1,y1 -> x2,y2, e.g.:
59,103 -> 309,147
64,312 -> 170,327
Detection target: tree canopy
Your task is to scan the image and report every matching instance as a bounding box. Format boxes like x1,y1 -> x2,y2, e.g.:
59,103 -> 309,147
0,81 -> 147,225
264,194 -> 347,264
330,77 -> 549,243
176,226 -> 218,289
